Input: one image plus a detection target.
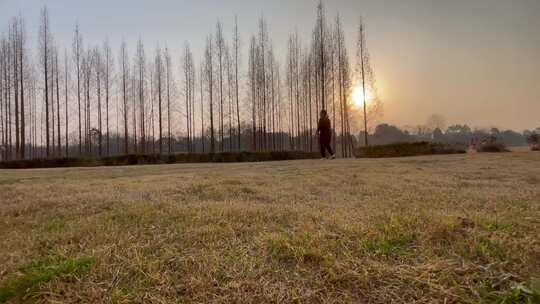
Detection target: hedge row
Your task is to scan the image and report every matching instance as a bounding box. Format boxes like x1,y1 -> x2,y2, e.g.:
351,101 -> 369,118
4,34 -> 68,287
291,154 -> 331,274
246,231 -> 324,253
476,143 -> 510,153
354,142 -> 466,158
0,151 -> 320,169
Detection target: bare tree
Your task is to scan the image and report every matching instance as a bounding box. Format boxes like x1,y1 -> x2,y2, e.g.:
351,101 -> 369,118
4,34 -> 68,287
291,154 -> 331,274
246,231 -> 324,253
314,0 -> 329,112
136,39 -> 146,153
50,44 -> 56,157
3,36 -> 13,160
204,35 -> 215,153
17,16 -> 26,159
64,49 -> 69,156
10,19 -> 20,159
183,43 -> 195,153
73,22 -> 83,155
39,7 -> 51,157
216,21 -> 225,152
155,46 -> 163,154
55,47 -> 61,155
286,34 -> 295,150
356,17 -> 382,147
286,31 -> 301,151
0,36 -> 5,160
199,60 -> 205,153
94,47 -> 103,156
149,60 -> 155,153
248,36 -> 257,151
0,41 -> 4,160
225,46 -> 233,151
164,46 -> 173,154
29,66 -> 37,158
268,44 -> 276,150
335,14 -> 353,156
103,39 -> 113,156
329,28 -> 337,151
82,49 -> 92,154
232,16 -> 241,150
130,59 -> 137,153
258,17 -> 267,151
119,41 -> 129,154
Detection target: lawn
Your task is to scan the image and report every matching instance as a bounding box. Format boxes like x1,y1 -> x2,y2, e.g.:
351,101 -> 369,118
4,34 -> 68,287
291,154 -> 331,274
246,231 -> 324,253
1,151 -> 539,303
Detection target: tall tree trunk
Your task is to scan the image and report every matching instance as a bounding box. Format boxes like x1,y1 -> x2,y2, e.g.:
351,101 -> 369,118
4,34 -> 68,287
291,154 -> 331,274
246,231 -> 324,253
43,12 -> 50,157
121,44 -> 128,155
56,51 -> 61,155
206,36 -> 215,153
234,16 -> 241,151
0,54 -> 4,160
96,52 -> 102,157
360,23 -> 369,147
216,22 -> 224,152
104,42 -> 110,156
131,76 -> 137,154
74,26 -> 82,155
157,50 -> 163,155
64,50 -> 68,157
319,1 -> 326,111
19,19 -> 25,159
51,54 -> 56,157
13,24 -> 20,160
331,44 -> 336,151
166,49 -> 171,154
200,62 -> 205,153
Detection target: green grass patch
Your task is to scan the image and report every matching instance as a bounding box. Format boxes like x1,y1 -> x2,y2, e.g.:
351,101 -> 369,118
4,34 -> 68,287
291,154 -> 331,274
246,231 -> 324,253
361,234 -> 415,257
478,219 -> 513,232
0,255 -> 94,302
477,279 -> 540,304
475,237 -> 507,261
265,233 -> 328,267
354,142 -> 466,158
42,216 -> 68,232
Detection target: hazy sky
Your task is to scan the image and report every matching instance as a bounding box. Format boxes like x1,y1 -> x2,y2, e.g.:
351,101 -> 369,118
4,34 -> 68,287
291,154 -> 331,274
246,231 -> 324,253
1,0 -> 539,131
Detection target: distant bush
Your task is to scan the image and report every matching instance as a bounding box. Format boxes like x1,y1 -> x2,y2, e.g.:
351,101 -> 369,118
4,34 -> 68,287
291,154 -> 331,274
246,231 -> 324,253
354,142 -> 465,158
476,143 -> 510,153
0,151 -> 320,169
527,133 -> 539,151
476,135 -> 510,153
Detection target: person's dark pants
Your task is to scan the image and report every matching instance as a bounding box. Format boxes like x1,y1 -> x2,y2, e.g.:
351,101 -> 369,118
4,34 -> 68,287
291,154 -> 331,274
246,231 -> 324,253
319,135 -> 334,158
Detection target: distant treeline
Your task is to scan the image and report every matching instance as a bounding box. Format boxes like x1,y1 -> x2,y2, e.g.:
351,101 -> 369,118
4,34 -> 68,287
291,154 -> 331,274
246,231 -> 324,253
362,123 -> 540,147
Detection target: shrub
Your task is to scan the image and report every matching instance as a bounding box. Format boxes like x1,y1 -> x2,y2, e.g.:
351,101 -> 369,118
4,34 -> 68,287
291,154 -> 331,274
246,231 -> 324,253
476,143 -> 510,153
354,142 -> 465,158
476,136 -> 509,153
0,151 -> 320,169
527,133 -> 539,151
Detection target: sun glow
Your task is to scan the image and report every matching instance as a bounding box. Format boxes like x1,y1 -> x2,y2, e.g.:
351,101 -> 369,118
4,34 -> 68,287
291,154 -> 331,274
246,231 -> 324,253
352,86 -> 371,107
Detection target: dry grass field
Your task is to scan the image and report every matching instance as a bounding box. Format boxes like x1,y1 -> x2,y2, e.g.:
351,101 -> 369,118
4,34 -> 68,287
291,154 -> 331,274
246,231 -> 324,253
1,151 -> 539,303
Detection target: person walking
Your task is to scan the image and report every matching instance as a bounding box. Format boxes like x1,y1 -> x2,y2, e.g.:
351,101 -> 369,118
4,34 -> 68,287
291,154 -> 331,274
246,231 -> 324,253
316,110 -> 335,159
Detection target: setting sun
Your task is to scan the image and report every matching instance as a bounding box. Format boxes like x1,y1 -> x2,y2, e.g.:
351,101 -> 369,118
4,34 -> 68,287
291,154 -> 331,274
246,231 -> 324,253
352,86 -> 370,107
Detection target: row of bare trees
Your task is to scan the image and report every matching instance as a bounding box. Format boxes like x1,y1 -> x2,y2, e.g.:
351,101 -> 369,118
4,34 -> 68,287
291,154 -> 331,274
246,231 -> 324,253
0,1 -> 380,161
